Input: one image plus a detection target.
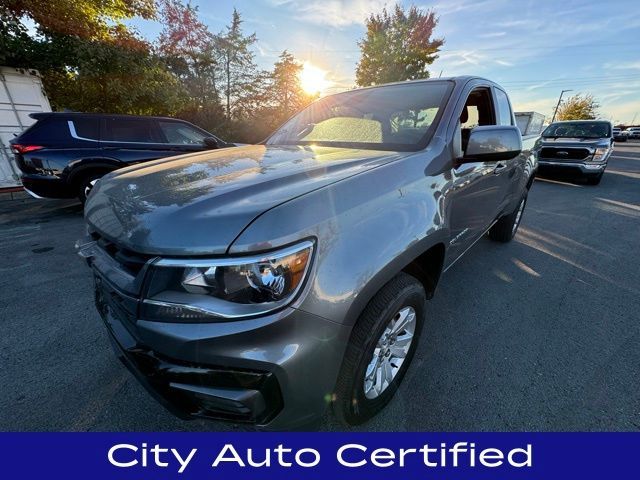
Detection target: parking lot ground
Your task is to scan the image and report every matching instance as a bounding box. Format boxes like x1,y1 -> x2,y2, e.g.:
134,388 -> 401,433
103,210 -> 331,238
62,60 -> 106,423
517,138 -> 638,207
1,143 -> 639,432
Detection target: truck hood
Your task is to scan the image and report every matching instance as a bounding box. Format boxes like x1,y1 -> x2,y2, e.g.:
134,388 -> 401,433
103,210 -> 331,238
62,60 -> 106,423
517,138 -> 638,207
539,137 -> 608,147
85,144 -> 407,255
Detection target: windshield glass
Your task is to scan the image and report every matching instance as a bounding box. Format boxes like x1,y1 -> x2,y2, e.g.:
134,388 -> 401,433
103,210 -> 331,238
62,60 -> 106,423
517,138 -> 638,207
267,81 -> 452,151
542,121 -> 611,139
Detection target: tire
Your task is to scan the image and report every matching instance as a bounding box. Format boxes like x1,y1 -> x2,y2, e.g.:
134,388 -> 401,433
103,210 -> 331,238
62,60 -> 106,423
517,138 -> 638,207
586,173 -> 602,185
489,194 -> 527,243
333,272 -> 426,425
78,173 -> 104,204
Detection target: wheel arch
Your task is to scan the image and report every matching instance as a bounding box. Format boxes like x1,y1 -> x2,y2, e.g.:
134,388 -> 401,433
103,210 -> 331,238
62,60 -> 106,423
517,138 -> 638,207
66,159 -> 123,188
343,235 -> 448,327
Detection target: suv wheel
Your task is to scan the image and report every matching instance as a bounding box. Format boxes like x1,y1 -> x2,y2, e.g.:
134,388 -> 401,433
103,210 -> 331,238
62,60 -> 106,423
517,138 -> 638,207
333,273 -> 425,425
78,174 -> 103,204
489,194 -> 527,242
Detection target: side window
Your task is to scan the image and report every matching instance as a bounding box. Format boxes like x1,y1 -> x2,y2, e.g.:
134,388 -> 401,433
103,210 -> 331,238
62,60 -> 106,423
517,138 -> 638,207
459,88 -> 496,153
495,88 -> 513,126
103,118 -> 163,143
158,121 -> 208,145
69,118 -> 100,141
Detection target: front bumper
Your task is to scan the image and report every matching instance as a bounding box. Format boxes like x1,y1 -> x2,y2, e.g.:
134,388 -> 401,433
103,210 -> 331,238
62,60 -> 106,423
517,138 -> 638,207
21,173 -> 74,199
91,263 -> 350,430
537,160 -> 606,178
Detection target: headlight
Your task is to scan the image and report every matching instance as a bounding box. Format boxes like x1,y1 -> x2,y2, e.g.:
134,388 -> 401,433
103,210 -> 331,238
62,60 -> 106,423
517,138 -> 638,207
592,147 -> 610,162
141,241 -> 314,322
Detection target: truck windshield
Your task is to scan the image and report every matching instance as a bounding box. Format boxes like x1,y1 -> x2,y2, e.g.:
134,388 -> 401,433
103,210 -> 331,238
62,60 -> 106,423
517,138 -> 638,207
542,121 -> 611,139
267,81 -> 452,151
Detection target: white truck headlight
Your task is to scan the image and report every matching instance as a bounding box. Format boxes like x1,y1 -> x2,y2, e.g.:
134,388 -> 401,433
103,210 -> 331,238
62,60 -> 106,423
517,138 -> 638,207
142,241 -> 314,321
592,147 -> 610,162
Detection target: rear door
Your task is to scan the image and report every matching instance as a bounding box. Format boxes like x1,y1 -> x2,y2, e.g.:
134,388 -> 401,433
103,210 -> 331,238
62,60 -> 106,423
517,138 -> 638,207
100,116 -> 189,165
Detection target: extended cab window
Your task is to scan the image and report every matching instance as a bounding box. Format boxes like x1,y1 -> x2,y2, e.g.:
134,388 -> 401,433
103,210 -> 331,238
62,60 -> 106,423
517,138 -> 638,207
158,121 -> 208,145
267,81 -> 452,151
495,88 -> 513,126
103,118 -> 163,143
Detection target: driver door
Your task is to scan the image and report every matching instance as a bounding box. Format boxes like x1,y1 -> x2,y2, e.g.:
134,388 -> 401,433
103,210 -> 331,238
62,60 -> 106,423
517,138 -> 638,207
445,86 -> 507,266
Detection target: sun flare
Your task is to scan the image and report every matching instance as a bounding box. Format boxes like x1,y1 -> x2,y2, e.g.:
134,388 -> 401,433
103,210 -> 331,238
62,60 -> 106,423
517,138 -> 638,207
299,62 -> 332,95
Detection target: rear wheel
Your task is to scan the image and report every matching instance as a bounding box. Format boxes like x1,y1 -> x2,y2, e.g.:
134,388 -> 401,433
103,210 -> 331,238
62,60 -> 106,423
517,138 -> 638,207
333,273 -> 426,425
78,173 -> 104,204
489,194 -> 527,242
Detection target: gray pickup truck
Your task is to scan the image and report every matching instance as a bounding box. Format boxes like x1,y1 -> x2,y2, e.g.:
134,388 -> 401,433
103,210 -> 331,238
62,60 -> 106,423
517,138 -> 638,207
534,120 -> 613,185
78,76 -> 537,429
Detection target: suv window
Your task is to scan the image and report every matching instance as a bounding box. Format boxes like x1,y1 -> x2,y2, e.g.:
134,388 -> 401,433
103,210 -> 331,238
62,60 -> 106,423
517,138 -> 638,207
495,88 -> 513,126
103,117 -> 163,143
158,121 -> 208,145
69,118 -> 100,141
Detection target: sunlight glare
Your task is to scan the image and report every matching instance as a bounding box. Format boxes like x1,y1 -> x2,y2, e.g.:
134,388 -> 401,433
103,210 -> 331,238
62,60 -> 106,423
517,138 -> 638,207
299,62 -> 331,95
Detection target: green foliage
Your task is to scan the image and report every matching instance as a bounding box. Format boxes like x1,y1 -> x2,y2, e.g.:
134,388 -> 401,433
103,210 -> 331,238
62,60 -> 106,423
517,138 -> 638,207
556,94 -> 600,121
3,0 -> 155,39
356,3 -> 444,86
45,39 -> 187,115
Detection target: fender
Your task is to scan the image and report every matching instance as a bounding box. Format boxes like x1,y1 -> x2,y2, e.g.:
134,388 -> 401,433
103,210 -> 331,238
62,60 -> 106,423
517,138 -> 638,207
343,230 -> 449,327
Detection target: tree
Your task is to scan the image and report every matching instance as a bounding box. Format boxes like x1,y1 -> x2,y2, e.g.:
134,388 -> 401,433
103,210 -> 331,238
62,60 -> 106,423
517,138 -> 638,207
355,4 -> 444,86
215,9 -> 259,121
2,0 -> 155,40
556,94 -> 600,121
157,0 -> 222,128
45,37 -> 186,115
1,0 -> 187,116
271,51 -> 315,121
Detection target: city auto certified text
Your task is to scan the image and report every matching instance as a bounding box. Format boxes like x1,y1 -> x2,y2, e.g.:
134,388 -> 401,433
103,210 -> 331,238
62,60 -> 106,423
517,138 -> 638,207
108,442 -> 532,473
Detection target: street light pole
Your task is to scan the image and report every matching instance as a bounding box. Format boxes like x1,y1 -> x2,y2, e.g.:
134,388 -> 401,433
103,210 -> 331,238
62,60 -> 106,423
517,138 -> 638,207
551,89 -> 573,123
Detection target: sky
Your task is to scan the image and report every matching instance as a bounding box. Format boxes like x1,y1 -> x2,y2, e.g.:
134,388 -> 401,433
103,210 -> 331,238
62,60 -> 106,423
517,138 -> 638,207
131,0 -> 640,123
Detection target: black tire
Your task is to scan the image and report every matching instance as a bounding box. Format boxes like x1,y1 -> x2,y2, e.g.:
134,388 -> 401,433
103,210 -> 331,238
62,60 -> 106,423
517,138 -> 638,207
586,173 -> 603,185
78,173 -> 104,204
333,273 -> 426,425
489,194 -> 527,242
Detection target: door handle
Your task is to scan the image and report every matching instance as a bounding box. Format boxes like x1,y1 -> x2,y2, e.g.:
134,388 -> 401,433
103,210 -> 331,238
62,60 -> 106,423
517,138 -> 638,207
493,162 -> 507,173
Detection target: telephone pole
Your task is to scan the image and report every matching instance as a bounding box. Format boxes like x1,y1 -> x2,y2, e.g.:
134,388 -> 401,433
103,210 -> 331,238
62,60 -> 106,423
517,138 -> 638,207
551,89 -> 572,123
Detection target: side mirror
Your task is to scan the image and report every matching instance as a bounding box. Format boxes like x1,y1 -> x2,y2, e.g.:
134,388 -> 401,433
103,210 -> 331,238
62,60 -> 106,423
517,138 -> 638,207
203,137 -> 219,149
458,125 -> 522,165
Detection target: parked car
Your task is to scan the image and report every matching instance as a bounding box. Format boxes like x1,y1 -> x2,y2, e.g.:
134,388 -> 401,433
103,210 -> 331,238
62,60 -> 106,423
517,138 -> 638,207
613,127 -> 627,142
78,76 -> 537,429
10,113 -> 232,203
623,127 -> 640,139
534,120 -> 613,185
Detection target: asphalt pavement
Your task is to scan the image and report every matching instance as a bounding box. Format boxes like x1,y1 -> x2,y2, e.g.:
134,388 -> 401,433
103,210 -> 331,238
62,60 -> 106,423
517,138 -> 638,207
1,143 -> 639,431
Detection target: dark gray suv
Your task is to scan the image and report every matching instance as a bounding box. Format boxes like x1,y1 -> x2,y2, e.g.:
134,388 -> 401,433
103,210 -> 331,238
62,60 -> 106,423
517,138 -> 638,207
78,76 -> 537,429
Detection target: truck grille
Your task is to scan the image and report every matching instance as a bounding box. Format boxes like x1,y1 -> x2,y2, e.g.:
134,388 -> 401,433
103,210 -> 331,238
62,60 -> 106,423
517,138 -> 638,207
90,231 -> 154,276
540,147 -> 592,161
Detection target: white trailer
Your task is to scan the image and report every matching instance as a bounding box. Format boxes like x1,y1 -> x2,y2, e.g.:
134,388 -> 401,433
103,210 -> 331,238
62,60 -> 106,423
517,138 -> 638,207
0,67 -> 52,188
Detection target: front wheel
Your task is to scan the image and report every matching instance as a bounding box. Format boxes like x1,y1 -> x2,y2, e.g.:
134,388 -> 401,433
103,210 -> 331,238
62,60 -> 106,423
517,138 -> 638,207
78,174 -> 103,204
333,273 -> 426,425
489,194 -> 527,242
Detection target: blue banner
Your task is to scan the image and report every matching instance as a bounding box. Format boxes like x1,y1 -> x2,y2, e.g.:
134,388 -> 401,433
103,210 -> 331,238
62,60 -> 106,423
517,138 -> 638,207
0,432 -> 637,478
